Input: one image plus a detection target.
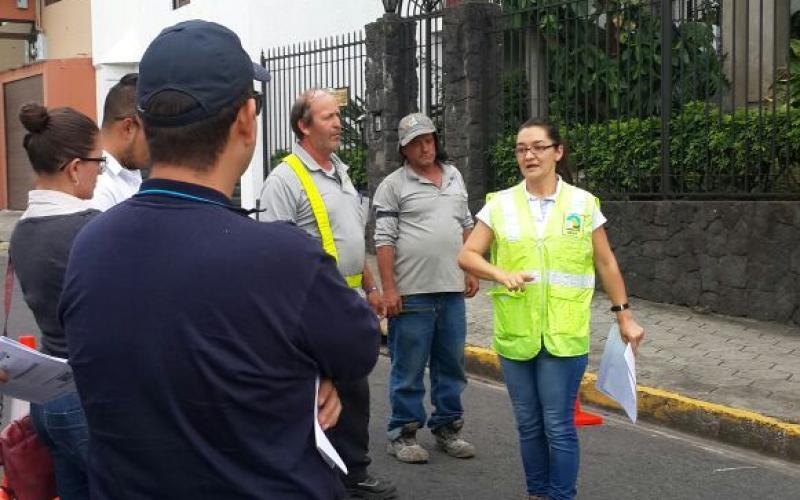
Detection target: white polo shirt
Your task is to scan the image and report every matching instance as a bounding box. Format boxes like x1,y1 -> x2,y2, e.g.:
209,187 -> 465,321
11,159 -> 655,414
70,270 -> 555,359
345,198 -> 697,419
91,151 -> 143,211
476,177 -> 606,237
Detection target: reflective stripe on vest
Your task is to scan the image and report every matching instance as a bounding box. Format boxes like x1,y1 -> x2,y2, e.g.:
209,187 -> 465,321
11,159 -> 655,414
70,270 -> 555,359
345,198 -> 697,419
487,181 -> 596,359
283,154 -> 363,289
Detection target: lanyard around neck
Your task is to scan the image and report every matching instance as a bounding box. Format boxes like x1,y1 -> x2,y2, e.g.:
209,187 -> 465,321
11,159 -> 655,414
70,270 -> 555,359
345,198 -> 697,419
135,189 -> 264,216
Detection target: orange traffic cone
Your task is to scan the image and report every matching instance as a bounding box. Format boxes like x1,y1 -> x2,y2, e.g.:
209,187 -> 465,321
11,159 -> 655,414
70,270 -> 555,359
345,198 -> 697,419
574,398 -> 603,426
17,335 -> 36,349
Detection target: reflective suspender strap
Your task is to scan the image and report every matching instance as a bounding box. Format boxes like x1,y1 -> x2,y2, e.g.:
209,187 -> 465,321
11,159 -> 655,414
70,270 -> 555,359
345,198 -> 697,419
283,154 -> 362,289
345,274 -> 363,288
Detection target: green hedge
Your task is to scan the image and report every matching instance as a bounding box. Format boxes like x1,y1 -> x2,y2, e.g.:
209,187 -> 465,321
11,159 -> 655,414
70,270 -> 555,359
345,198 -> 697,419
489,102 -> 800,194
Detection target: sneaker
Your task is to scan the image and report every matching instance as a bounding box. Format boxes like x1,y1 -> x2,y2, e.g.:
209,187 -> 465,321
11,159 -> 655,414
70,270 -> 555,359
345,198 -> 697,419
345,475 -> 398,499
432,419 -> 475,459
387,423 -> 429,464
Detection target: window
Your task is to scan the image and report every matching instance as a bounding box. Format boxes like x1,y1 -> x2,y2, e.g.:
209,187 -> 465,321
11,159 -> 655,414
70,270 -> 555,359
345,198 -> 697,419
173,0 -> 190,9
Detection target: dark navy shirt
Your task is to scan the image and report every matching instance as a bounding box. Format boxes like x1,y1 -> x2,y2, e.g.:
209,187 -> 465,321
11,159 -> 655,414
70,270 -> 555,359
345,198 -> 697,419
60,179 -> 380,500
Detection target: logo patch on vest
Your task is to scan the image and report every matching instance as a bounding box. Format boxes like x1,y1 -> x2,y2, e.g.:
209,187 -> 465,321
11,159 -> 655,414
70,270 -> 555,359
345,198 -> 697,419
564,213 -> 583,236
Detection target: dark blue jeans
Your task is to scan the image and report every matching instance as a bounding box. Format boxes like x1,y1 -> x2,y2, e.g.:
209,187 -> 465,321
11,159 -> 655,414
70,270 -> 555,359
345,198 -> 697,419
30,392 -> 89,500
500,349 -> 588,500
387,292 -> 467,440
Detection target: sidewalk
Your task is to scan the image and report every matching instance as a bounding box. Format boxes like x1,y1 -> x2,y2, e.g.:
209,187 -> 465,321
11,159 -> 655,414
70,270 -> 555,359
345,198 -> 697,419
366,255 -> 800,461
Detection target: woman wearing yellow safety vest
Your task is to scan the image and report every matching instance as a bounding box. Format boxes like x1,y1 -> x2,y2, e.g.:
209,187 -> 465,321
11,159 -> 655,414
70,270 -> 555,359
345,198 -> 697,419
458,119 -> 644,500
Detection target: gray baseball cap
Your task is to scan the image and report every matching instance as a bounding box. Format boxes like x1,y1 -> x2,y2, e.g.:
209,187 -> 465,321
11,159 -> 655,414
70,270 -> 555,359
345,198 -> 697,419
397,112 -> 436,149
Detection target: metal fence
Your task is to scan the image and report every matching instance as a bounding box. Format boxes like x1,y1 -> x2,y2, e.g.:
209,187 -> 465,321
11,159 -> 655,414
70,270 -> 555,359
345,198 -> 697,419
403,1 -> 447,137
261,32 -> 369,187
494,0 -> 800,198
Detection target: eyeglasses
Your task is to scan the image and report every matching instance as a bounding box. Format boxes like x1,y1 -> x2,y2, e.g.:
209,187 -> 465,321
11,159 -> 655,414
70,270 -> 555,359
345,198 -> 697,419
60,156 -> 107,173
250,90 -> 264,116
514,144 -> 557,156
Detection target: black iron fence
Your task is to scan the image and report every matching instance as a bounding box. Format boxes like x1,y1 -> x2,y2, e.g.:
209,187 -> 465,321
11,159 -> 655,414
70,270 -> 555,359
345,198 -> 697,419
261,32 -> 369,187
405,2 -> 447,137
492,0 -> 800,198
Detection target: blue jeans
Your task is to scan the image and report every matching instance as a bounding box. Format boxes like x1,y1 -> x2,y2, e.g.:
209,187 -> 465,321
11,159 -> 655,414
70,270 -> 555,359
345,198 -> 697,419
387,292 -> 467,439
500,349 -> 588,500
30,392 -> 89,500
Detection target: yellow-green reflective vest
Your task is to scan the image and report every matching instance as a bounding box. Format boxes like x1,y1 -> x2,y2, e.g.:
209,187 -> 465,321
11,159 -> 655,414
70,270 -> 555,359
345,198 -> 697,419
487,181 -> 597,360
283,154 -> 363,289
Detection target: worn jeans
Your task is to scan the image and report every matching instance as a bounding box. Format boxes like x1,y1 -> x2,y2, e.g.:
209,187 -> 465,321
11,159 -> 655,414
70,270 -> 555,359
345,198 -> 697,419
387,292 -> 467,439
30,391 -> 89,500
500,349 -> 588,500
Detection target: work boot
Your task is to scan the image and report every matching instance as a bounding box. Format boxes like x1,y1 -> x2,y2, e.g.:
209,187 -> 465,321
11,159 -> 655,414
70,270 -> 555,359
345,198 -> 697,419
387,422 -> 429,464
432,419 -> 475,459
345,475 -> 398,499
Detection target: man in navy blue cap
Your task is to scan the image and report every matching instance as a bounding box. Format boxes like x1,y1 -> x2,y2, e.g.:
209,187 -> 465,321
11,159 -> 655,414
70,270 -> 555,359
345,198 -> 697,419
60,20 -> 380,499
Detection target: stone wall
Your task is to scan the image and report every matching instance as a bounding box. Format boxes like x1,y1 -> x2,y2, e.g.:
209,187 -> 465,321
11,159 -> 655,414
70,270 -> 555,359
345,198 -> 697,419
443,1 -> 502,215
603,201 -> 800,325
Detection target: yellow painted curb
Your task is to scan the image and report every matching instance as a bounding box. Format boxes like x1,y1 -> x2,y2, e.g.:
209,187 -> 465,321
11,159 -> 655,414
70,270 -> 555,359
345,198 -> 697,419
462,344 -> 800,460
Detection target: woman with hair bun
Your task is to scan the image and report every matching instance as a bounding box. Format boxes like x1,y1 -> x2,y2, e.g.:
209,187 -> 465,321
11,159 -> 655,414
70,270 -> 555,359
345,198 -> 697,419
8,102 -> 102,499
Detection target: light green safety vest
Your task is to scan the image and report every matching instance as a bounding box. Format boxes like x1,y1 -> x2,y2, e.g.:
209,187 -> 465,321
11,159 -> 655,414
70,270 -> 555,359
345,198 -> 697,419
487,181 -> 597,360
284,154 -> 363,289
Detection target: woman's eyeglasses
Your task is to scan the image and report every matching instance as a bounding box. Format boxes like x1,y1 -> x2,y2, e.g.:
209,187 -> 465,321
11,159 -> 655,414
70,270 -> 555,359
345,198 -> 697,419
513,144 -> 557,156
60,156 -> 108,173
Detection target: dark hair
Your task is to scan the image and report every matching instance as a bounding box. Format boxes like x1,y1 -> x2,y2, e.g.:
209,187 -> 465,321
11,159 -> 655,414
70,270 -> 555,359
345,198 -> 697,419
140,90 -> 250,170
518,118 -> 573,184
290,88 -> 329,142
102,73 -> 138,129
398,132 -> 449,164
20,103 -> 99,175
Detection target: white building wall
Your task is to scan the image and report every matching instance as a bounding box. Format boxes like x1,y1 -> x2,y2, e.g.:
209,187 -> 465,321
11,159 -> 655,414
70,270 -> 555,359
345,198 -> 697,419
91,0 -> 383,208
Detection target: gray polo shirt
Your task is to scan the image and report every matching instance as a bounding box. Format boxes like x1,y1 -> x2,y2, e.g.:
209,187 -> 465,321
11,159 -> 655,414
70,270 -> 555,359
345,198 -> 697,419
259,144 -> 366,279
373,162 -> 474,295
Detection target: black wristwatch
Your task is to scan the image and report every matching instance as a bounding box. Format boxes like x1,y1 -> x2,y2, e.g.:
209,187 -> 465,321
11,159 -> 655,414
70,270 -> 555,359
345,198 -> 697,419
610,303 -> 630,312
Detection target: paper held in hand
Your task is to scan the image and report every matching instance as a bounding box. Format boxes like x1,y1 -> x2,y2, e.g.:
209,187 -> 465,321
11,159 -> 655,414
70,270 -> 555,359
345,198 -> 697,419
0,336 -> 76,404
596,323 -> 638,423
314,376 -> 348,474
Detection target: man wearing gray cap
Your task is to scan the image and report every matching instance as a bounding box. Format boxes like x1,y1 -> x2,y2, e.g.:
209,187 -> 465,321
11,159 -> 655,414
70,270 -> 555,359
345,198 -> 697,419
373,112 -> 478,464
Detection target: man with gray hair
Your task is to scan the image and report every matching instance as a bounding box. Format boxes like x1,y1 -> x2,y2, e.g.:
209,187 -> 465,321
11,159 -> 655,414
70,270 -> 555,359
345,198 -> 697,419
259,88 -> 397,500
373,112 -> 478,464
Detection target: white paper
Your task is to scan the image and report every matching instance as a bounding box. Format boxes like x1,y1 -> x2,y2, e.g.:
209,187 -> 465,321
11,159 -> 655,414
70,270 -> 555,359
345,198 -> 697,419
0,336 -> 76,404
596,323 -> 638,423
314,376 -> 348,474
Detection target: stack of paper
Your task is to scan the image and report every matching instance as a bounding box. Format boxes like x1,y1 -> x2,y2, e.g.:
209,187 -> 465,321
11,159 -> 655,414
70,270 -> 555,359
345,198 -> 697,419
0,336 -> 76,404
596,323 -> 638,423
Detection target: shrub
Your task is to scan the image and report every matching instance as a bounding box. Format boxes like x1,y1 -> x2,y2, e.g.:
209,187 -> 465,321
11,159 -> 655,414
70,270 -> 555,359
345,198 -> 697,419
489,102 -> 800,195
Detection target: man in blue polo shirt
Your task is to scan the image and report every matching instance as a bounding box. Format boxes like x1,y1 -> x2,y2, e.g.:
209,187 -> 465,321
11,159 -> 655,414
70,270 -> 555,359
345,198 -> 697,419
59,20 -> 380,500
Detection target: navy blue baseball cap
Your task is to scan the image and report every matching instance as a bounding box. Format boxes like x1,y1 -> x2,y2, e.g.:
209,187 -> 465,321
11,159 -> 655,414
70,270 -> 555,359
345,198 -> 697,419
137,20 -> 270,127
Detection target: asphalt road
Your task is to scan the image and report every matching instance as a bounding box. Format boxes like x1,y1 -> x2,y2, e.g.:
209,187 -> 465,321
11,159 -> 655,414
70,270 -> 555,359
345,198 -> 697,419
2,254 -> 799,499
366,356 -> 800,500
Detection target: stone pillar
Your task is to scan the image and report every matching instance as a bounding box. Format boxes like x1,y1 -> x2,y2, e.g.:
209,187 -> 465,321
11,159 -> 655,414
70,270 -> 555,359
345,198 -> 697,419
364,13 -> 418,250
443,0 -> 503,214
722,0 -> 790,108
365,14 -> 419,197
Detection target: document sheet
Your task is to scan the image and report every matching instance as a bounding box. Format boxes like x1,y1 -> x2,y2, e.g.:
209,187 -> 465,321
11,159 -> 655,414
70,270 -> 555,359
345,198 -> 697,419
0,336 -> 76,404
596,323 -> 638,423
315,376 -> 348,474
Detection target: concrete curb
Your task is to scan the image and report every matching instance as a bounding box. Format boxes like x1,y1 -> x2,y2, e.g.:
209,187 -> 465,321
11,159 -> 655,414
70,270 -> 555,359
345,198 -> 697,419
462,344 -> 800,462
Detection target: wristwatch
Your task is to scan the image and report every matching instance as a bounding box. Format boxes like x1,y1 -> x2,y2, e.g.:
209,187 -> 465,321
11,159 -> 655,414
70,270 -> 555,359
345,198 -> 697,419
610,303 -> 630,312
